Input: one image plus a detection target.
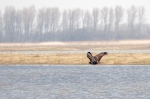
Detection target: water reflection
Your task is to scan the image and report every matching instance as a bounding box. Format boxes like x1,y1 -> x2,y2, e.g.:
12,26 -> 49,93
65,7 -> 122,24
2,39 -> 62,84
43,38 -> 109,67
0,65 -> 150,99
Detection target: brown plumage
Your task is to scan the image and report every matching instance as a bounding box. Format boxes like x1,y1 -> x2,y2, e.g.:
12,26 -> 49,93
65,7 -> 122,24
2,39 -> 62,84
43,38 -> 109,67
87,52 -> 108,65
87,52 -> 97,65
94,52 -> 108,63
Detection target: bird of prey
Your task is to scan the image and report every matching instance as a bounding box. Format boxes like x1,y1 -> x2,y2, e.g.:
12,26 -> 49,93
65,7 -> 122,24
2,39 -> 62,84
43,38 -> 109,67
87,52 -> 108,65
87,52 -> 97,65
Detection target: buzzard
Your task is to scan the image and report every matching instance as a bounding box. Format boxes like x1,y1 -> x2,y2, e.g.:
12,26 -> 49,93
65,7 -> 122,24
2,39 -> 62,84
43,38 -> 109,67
87,52 -> 108,65
87,52 -> 97,65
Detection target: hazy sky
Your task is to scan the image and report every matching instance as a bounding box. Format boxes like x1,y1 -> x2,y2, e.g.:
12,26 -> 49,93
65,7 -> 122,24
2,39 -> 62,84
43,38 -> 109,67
0,0 -> 149,10
0,0 -> 150,20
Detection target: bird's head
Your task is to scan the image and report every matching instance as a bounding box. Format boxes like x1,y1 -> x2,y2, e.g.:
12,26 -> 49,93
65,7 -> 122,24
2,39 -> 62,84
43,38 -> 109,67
87,52 -> 92,54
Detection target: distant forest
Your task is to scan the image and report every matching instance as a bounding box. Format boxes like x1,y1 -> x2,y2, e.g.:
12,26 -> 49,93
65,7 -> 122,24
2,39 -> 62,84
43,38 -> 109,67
0,5 -> 150,42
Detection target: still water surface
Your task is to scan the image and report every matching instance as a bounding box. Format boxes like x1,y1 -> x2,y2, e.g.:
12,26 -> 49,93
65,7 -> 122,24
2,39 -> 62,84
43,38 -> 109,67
0,65 -> 150,99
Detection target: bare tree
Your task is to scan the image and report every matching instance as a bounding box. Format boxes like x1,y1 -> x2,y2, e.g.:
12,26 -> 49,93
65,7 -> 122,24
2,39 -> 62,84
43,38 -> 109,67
114,6 -> 124,40
68,9 -> 76,31
15,10 -> 23,41
138,6 -> 145,33
127,5 -> 137,35
81,10 -> 85,29
37,8 -> 45,34
74,8 -> 82,30
68,10 -> 73,31
44,8 -> 51,34
101,7 -> 109,31
92,8 -> 100,32
82,10 -> 92,31
62,10 -> 69,31
36,8 -> 46,41
50,8 -> 60,32
68,9 -> 82,32
22,6 -> 36,41
114,6 -> 124,32
61,10 -> 69,41
3,6 -> 16,42
0,11 -> 3,41
108,8 -> 114,31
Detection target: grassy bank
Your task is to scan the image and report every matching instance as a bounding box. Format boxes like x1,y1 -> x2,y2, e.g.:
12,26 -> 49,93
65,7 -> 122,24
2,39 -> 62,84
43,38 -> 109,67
0,53 -> 150,65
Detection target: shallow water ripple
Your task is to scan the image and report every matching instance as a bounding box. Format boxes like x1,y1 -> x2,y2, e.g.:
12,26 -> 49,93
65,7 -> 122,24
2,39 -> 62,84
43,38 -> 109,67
0,65 -> 150,99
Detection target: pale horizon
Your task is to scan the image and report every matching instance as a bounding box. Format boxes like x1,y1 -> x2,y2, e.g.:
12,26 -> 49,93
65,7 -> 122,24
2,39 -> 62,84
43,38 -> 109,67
0,0 -> 150,10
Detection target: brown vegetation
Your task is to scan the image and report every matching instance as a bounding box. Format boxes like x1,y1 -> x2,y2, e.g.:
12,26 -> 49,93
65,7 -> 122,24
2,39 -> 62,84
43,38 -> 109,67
0,53 -> 150,65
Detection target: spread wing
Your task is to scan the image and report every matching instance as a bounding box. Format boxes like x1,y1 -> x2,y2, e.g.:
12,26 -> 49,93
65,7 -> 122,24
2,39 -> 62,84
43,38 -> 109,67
94,52 -> 108,62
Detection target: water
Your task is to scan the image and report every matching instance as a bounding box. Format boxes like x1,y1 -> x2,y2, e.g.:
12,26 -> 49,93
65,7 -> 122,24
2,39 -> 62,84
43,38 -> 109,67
0,65 -> 150,99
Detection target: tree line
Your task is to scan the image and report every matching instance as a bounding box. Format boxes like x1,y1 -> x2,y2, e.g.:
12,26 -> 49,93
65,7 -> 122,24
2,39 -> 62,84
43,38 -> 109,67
0,5 -> 150,42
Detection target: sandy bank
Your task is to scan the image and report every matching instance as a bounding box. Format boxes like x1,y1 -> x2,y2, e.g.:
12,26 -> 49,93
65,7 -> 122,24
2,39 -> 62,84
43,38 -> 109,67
0,40 -> 150,47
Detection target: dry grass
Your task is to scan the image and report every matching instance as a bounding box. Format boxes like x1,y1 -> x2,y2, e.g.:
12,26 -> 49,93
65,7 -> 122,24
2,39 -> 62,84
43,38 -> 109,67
103,53 -> 150,65
0,53 -> 150,65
